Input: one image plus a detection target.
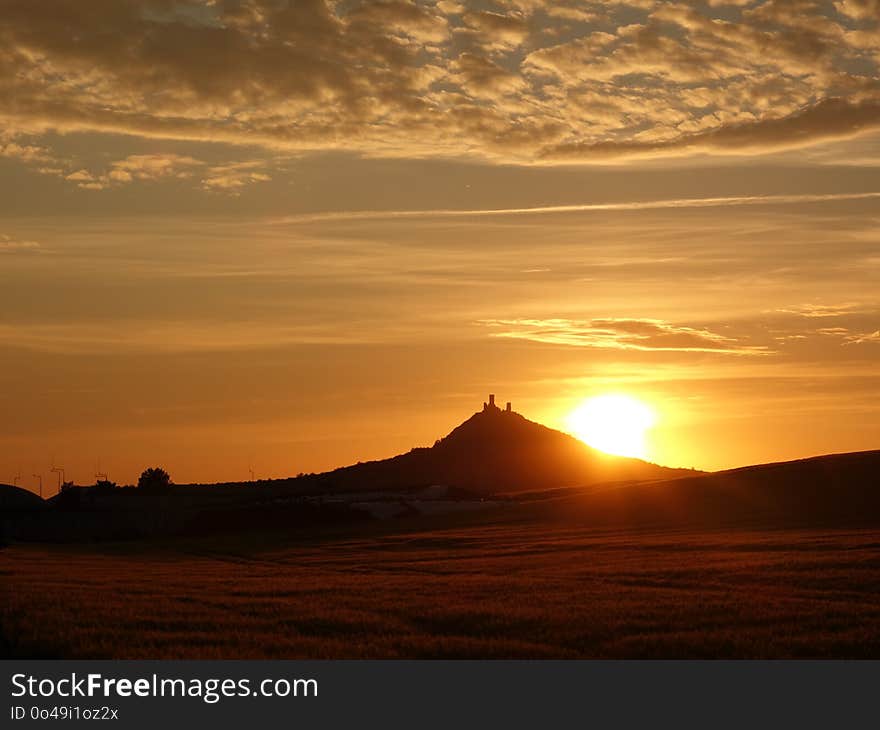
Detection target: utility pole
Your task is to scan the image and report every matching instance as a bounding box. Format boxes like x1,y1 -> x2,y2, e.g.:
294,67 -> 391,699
94,458 -> 108,483
32,474 -> 42,499
13,472 -> 21,487
51,466 -> 65,494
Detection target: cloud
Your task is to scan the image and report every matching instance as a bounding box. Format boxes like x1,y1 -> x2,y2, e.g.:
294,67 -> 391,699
776,303 -> 865,318
201,161 -> 271,193
0,0 -> 878,163
0,234 -> 41,253
62,153 -> 202,190
108,153 -> 202,182
459,10 -> 530,50
844,329 -> 880,344
267,190 -> 880,225
541,98 -> 880,160
449,52 -> 526,96
347,1 -> 449,43
479,318 -> 772,355
0,319 -> 393,354
767,303 -> 880,348
0,138 -> 54,164
59,153 -> 269,193
835,0 -> 880,19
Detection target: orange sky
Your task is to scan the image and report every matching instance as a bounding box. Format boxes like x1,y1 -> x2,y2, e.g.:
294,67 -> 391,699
1,0 -> 879,489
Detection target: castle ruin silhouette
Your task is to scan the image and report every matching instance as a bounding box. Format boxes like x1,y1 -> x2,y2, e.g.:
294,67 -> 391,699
483,394 -> 512,413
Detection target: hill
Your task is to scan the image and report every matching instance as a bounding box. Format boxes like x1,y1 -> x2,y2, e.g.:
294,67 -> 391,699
0,484 -> 45,512
309,397 -> 691,494
547,449 -> 880,528
8,399 -> 877,539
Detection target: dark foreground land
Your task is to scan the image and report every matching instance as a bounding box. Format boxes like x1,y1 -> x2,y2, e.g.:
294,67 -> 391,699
3,513 -> 880,659
4,449 -> 880,659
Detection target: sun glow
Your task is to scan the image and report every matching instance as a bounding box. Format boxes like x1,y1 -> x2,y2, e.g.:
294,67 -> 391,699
567,394 -> 657,460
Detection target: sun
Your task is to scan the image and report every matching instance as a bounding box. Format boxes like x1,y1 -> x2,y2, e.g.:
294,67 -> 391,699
567,394 -> 657,460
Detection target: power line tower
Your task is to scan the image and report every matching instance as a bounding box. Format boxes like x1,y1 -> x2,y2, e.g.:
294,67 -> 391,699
32,473 -> 43,499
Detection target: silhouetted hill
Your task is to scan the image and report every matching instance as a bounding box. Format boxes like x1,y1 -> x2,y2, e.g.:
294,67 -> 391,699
313,402 -> 691,494
8,399 -> 876,541
551,449 -> 880,528
0,484 -> 45,512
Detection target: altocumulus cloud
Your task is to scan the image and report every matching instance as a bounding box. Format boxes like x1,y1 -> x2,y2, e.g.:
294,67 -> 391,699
0,0 -> 878,166
479,318 -> 773,355
62,153 -> 271,193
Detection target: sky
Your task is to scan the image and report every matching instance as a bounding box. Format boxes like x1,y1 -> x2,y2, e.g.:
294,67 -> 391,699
1,0 -> 879,489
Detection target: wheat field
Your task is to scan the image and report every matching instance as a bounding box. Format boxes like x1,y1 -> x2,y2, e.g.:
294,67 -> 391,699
3,521 -> 880,659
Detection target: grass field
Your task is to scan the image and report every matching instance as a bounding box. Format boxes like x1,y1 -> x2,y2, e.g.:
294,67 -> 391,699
3,518 -> 880,659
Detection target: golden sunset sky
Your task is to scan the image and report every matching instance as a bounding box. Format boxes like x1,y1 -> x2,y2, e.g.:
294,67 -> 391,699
1,0 -> 879,487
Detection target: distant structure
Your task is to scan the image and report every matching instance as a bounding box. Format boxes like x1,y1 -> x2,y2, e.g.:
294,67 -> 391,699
51,466 -> 65,491
482,394 -> 513,414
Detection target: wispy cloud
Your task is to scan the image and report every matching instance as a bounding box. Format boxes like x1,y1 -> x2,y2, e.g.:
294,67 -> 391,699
0,321 -> 384,354
0,234 -> 41,253
268,191 -> 880,225
776,303 -> 865,318
844,330 -> 880,345
479,318 -> 773,355
767,303 -> 880,348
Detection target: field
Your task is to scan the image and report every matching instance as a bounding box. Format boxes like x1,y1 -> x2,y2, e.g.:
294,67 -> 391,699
3,514 -> 880,659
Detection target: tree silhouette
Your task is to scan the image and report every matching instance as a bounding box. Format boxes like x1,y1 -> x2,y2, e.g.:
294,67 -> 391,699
93,479 -> 118,493
137,467 -> 172,491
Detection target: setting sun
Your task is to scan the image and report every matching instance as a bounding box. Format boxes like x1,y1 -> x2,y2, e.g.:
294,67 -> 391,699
567,394 -> 657,460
